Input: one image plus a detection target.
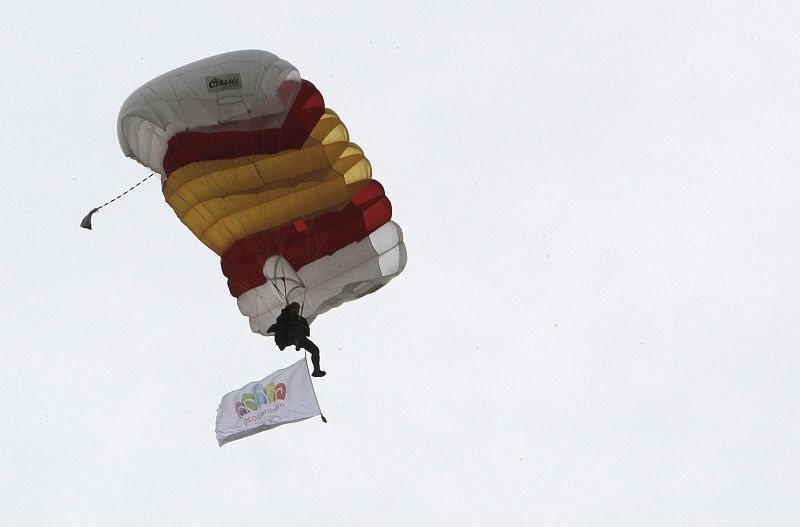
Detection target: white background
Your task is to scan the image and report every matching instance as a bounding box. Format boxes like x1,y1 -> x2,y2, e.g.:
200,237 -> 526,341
2,2 -> 799,525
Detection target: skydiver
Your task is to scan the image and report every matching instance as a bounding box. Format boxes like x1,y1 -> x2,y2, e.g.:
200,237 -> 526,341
268,302 -> 326,377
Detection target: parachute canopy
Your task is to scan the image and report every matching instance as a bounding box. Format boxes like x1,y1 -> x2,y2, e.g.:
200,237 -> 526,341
118,50 -> 406,333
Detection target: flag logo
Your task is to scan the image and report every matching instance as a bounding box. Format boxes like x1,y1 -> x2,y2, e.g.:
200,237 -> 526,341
235,382 -> 286,416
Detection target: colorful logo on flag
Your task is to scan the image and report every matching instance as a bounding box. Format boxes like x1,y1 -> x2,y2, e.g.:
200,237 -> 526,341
234,382 -> 286,417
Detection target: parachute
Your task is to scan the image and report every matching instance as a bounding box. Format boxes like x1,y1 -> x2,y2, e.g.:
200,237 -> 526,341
116,50 -> 406,334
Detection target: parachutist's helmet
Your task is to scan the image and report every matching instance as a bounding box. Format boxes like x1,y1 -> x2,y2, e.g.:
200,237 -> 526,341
289,302 -> 301,313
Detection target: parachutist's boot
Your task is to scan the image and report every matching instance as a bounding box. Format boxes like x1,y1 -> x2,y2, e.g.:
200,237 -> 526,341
310,353 -> 326,377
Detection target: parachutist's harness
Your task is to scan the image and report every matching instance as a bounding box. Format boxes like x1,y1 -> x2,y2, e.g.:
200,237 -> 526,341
268,304 -> 310,351
268,303 -> 326,377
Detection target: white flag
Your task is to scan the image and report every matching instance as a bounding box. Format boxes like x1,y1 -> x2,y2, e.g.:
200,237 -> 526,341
215,358 -> 322,446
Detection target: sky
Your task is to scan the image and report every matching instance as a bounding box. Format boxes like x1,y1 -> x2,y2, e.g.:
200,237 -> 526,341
2,1 -> 800,525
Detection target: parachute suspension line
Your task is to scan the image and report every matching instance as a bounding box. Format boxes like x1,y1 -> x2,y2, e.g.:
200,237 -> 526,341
265,257 -> 289,308
80,172 -> 157,229
269,279 -> 288,305
300,214 -> 317,317
267,261 -> 289,305
299,195 -> 348,309
281,258 -> 289,306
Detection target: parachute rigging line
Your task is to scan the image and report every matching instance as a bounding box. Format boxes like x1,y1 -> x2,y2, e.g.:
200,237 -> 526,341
81,172 -> 157,229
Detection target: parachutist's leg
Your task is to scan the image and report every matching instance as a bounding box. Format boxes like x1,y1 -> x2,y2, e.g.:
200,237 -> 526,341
300,337 -> 326,377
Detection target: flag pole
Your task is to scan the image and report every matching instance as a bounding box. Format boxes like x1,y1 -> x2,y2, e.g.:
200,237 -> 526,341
305,351 -> 327,423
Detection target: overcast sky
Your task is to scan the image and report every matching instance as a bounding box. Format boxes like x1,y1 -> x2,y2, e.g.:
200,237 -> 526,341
3,1 -> 800,525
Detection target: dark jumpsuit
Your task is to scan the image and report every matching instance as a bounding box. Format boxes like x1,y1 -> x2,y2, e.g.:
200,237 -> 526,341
268,303 -> 326,377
